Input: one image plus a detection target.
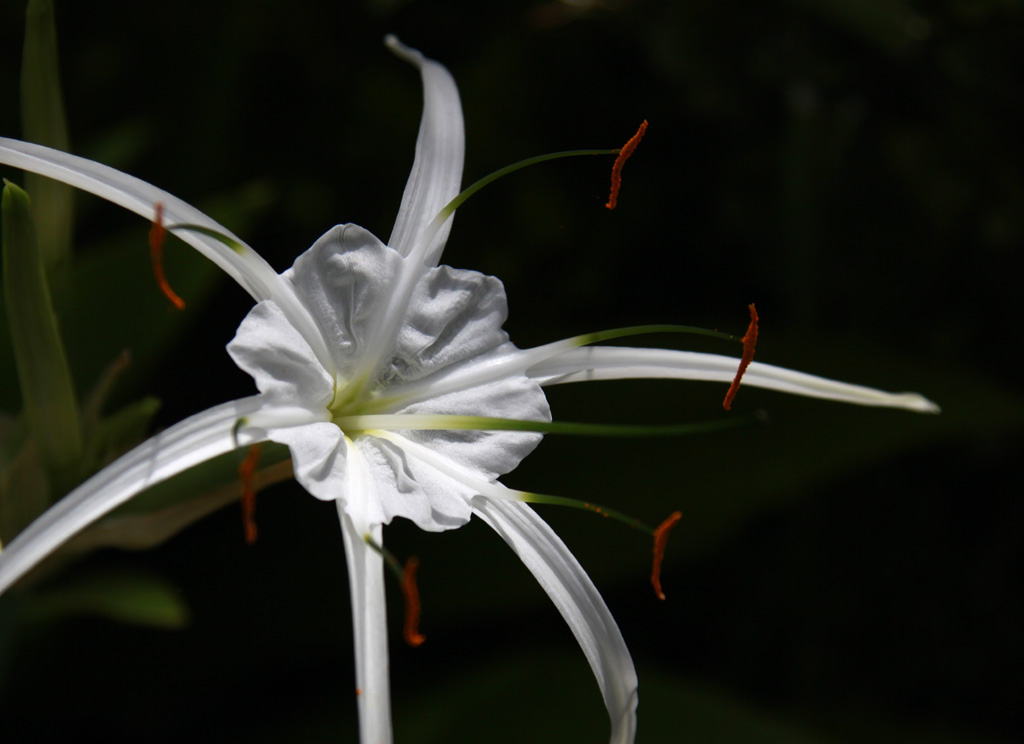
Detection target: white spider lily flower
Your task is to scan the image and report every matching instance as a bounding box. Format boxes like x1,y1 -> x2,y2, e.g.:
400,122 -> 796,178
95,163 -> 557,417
0,36 -> 938,744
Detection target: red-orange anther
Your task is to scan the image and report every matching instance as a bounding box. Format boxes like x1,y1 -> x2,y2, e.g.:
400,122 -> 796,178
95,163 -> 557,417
238,443 -> 263,545
148,202 -> 186,310
401,556 -> 426,647
605,120 -> 648,210
723,303 -> 759,411
651,511 -> 683,600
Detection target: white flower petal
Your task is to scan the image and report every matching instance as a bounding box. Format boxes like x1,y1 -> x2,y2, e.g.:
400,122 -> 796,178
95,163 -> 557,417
228,300 -> 335,405
0,137 -> 279,303
529,346 -> 940,413
374,263 -> 552,482
398,374 -> 549,483
269,422 -> 347,498
285,224 -> 405,380
338,502 -> 392,744
471,497 -> 639,744
356,436 -> 472,531
370,429 -> 524,504
390,265 -> 512,382
362,262 -> 520,404
384,36 -> 464,266
0,396 -> 267,595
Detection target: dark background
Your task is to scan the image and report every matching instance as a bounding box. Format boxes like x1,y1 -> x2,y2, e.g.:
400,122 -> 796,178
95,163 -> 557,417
0,1 -> 1021,742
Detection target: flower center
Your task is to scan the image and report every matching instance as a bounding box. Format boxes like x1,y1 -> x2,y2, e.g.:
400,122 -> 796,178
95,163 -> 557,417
327,372 -> 401,430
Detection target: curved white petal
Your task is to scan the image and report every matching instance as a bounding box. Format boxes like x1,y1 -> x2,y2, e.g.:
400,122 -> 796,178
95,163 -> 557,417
529,346 -> 940,413
229,299 -> 336,405
396,372 -> 549,484
0,137 -> 277,301
355,436 -> 472,531
283,224 -> 404,380
337,461 -> 392,744
384,35 -> 464,266
471,497 -> 639,744
0,137 -> 333,371
361,260 -> 516,397
385,262 -> 551,482
0,396 -> 268,596
391,264 -> 512,382
273,421 -> 348,501
370,429 -> 526,503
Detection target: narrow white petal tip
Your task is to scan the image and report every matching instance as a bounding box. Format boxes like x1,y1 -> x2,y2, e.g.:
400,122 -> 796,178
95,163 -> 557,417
384,34 -> 421,64
897,393 -> 942,415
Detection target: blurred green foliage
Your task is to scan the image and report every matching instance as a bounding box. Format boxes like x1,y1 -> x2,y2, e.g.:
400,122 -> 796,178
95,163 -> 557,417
0,0 -> 1021,742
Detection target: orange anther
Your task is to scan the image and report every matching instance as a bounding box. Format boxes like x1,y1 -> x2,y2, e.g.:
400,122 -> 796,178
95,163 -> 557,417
401,556 -> 426,647
606,120 -> 648,210
651,510 -> 682,600
149,202 -> 186,310
238,443 -> 263,545
723,303 -> 759,411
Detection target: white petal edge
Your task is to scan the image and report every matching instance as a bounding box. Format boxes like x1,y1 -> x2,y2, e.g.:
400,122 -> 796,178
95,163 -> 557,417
472,497 -> 639,744
529,346 -> 941,413
337,445 -> 393,744
0,138 -> 334,373
0,396 -> 269,596
384,35 -> 465,267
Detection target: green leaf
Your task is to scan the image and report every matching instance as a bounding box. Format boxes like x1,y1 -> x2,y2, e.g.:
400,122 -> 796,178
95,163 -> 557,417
1,181 -> 82,487
77,348 -> 162,468
86,396 -> 161,468
20,0 -> 73,280
19,566 -> 189,629
0,438 -> 49,548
